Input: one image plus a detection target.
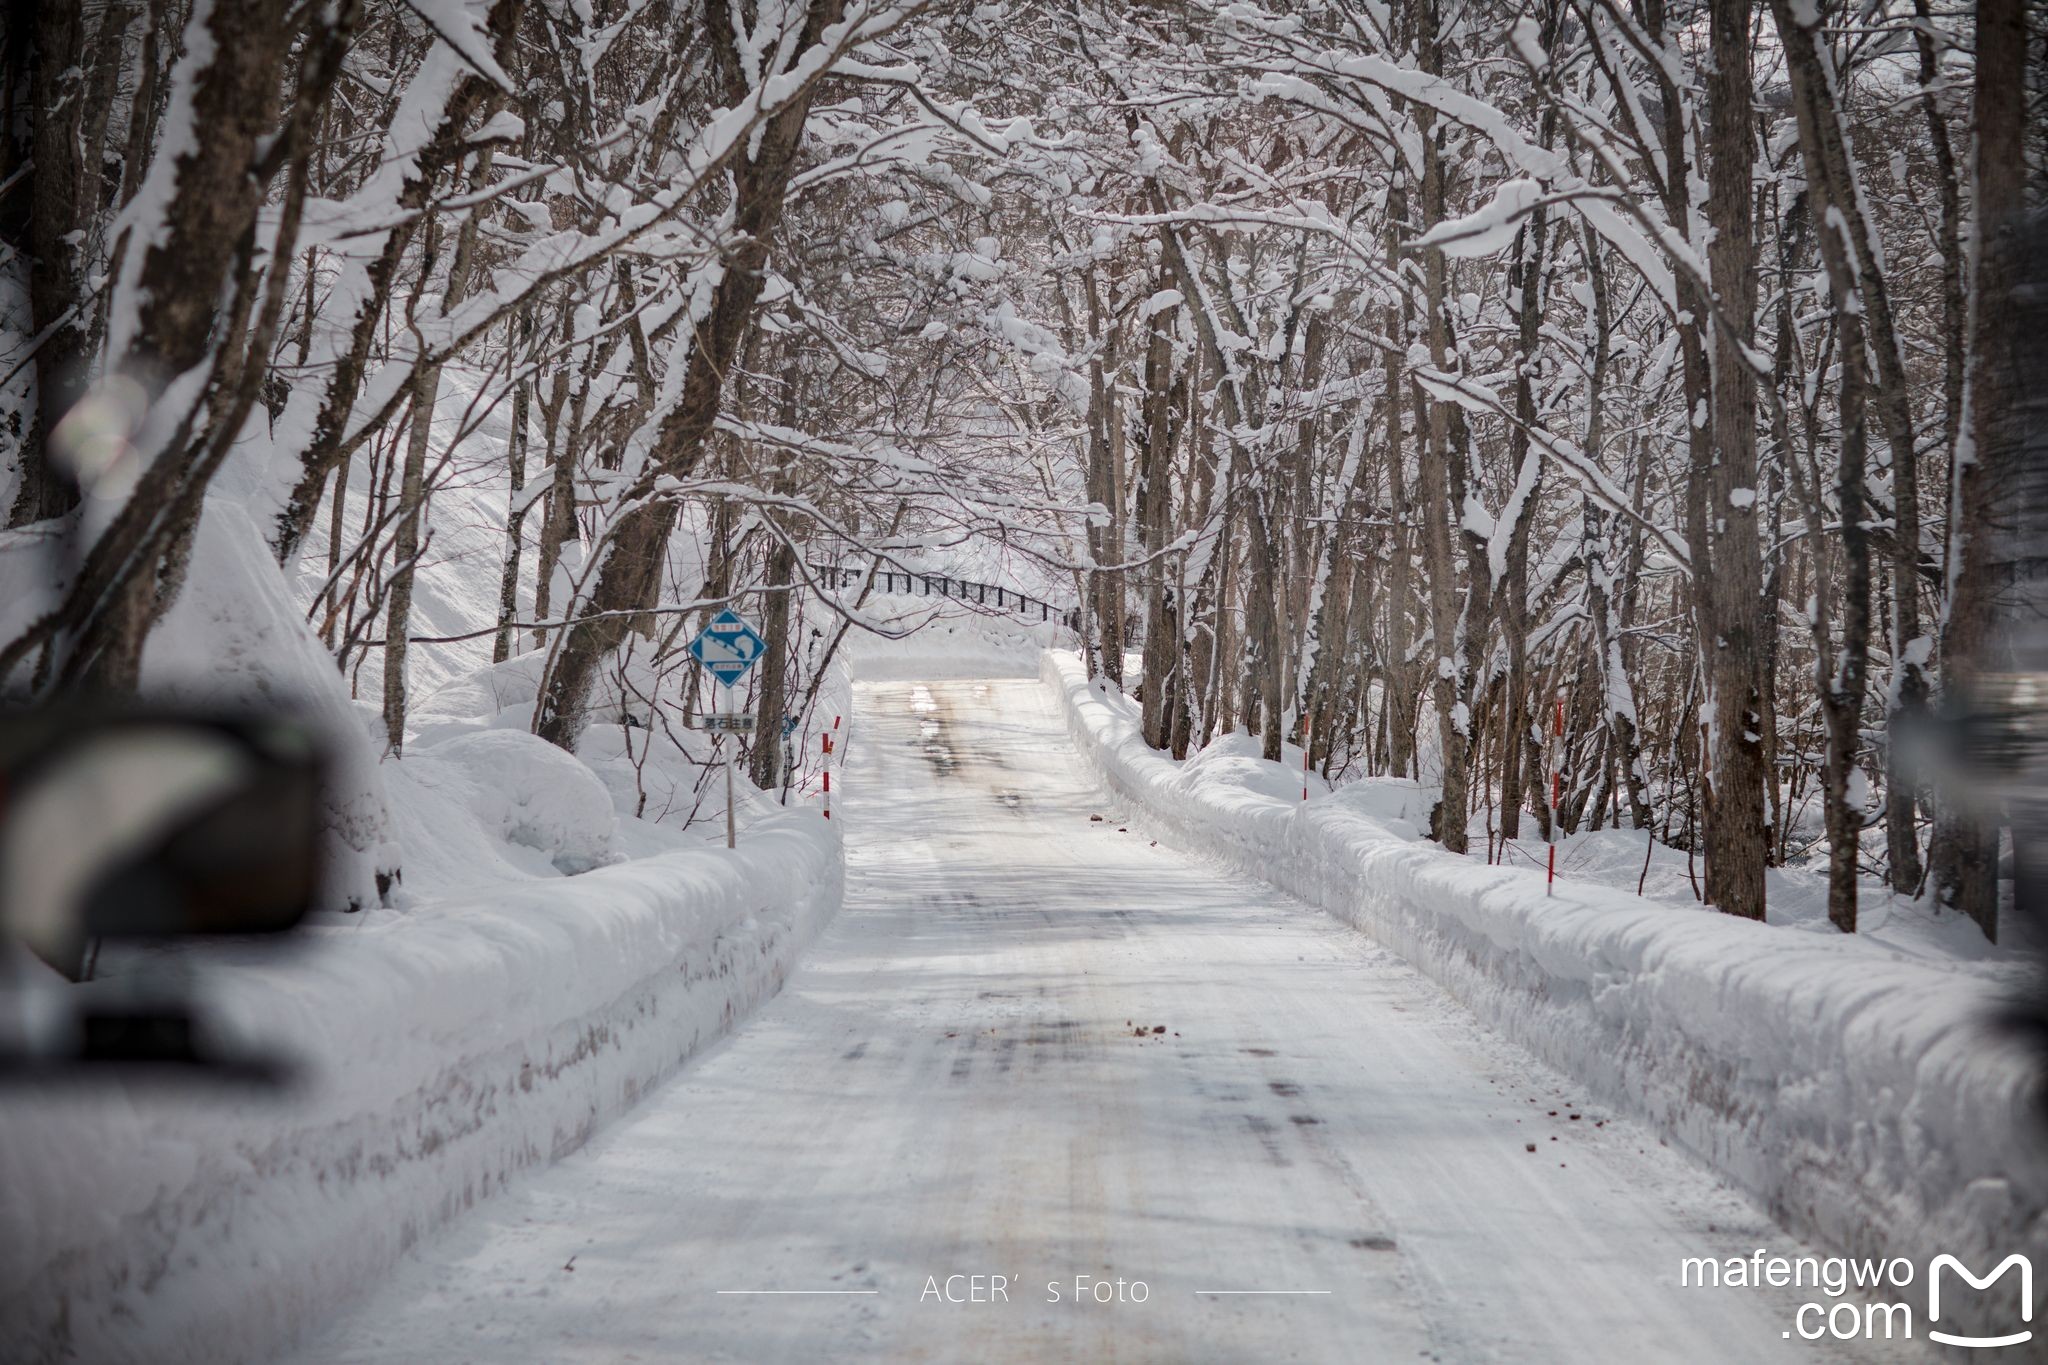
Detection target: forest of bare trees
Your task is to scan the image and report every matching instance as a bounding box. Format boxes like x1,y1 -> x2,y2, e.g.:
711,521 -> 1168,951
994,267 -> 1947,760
1,0 -> 2042,935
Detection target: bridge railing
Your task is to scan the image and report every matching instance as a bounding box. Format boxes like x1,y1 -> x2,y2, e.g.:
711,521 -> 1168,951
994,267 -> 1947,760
805,563 -> 1078,631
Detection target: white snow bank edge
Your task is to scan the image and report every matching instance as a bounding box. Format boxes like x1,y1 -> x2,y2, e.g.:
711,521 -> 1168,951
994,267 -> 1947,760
1043,653 -> 2047,1331
0,811 -> 842,1365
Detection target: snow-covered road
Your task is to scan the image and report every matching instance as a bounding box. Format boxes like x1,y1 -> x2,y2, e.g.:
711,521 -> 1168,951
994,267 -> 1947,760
293,679 -> 1867,1363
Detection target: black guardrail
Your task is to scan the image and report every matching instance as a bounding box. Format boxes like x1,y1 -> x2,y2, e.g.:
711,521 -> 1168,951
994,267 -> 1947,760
806,563 -> 1078,630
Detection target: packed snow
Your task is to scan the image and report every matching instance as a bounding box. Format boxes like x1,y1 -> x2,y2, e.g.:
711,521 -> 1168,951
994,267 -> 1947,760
1046,654 -> 2048,1344
0,487 -> 847,1365
281,677 -> 1873,1364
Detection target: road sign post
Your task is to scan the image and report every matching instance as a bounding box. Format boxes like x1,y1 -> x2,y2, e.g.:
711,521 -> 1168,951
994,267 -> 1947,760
686,611 -> 768,851
724,685 -> 736,852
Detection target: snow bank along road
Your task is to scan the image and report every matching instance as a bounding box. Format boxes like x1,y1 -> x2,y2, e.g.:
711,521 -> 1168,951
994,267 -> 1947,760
294,679 -> 1878,1364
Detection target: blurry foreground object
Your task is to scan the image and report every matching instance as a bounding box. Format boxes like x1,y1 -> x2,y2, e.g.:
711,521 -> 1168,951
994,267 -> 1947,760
1938,202 -> 2048,1082
0,705 -> 325,1078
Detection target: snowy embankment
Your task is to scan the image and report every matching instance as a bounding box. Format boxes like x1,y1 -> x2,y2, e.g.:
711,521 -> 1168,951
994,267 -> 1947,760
1044,653 -> 2047,1323
838,593 -> 1066,680
0,497 -> 846,1365
0,811 -> 840,1365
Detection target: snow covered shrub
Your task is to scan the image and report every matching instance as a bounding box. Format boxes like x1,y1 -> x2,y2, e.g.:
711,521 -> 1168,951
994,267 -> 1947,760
408,653 -> 551,737
141,502 -> 398,910
418,729 -> 619,875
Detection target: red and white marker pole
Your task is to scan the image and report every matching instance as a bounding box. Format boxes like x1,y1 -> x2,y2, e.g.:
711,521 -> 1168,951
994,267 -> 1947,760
1546,690 -> 1565,896
821,715 -> 840,819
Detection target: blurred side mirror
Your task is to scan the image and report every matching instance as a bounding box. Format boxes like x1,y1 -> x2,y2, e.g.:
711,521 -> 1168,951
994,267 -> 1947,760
0,707 -> 326,981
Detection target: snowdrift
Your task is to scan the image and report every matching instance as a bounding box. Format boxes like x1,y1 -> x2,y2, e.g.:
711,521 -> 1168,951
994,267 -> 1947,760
1044,653 -> 2047,1330
837,592 -> 1070,680
0,810 -> 841,1365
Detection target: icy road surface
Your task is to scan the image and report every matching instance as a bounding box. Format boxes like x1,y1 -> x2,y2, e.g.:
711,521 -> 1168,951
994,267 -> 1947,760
294,679 -> 1869,1364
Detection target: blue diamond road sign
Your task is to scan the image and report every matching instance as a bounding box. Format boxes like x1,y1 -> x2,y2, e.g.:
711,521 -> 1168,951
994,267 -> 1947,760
688,609 -> 767,687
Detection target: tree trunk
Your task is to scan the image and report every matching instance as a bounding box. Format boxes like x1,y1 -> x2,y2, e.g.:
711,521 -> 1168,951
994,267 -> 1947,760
11,0 -> 92,525
534,0 -> 843,751
1930,0 -> 2028,941
493,314 -> 533,663
749,533 -> 797,790
382,135 -> 494,751
1245,489 -> 1286,761
273,0 -> 525,563
1699,0 -> 1769,918
1772,0 -> 1933,897
382,367 -> 436,754
1497,209 -> 1549,840
1772,0 -> 1881,932
30,0 -> 316,690
1137,279 -> 1181,749
1415,0 -> 1472,852
1381,287 -> 1417,781
532,315 -> 583,651
1083,263 -> 1125,685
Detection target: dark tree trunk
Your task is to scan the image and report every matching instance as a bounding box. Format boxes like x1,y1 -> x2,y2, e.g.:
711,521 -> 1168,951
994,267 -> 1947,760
493,313 -> 534,663
1930,0 -> 2029,942
1137,278 -> 1181,750
1771,0 -> 1884,931
749,534 -> 796,791
1414,0 -> 1472,852
1083,264 -> 1125,686
1381,287 -> 1417,781
273,0 -> 525,563
12,0 -> 92,525
27,0 -> 322,691
1245,490 -> 1286,762
534,0 -> 843,751
1699,0 -> 1769,919
1497,208 -> 1549,840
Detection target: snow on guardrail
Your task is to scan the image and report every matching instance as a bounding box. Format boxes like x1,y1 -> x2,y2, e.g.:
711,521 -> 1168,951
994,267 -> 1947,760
805,562 -> 1078,630
0,813 -> 842,1365
1044,651 -> 2047,1337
